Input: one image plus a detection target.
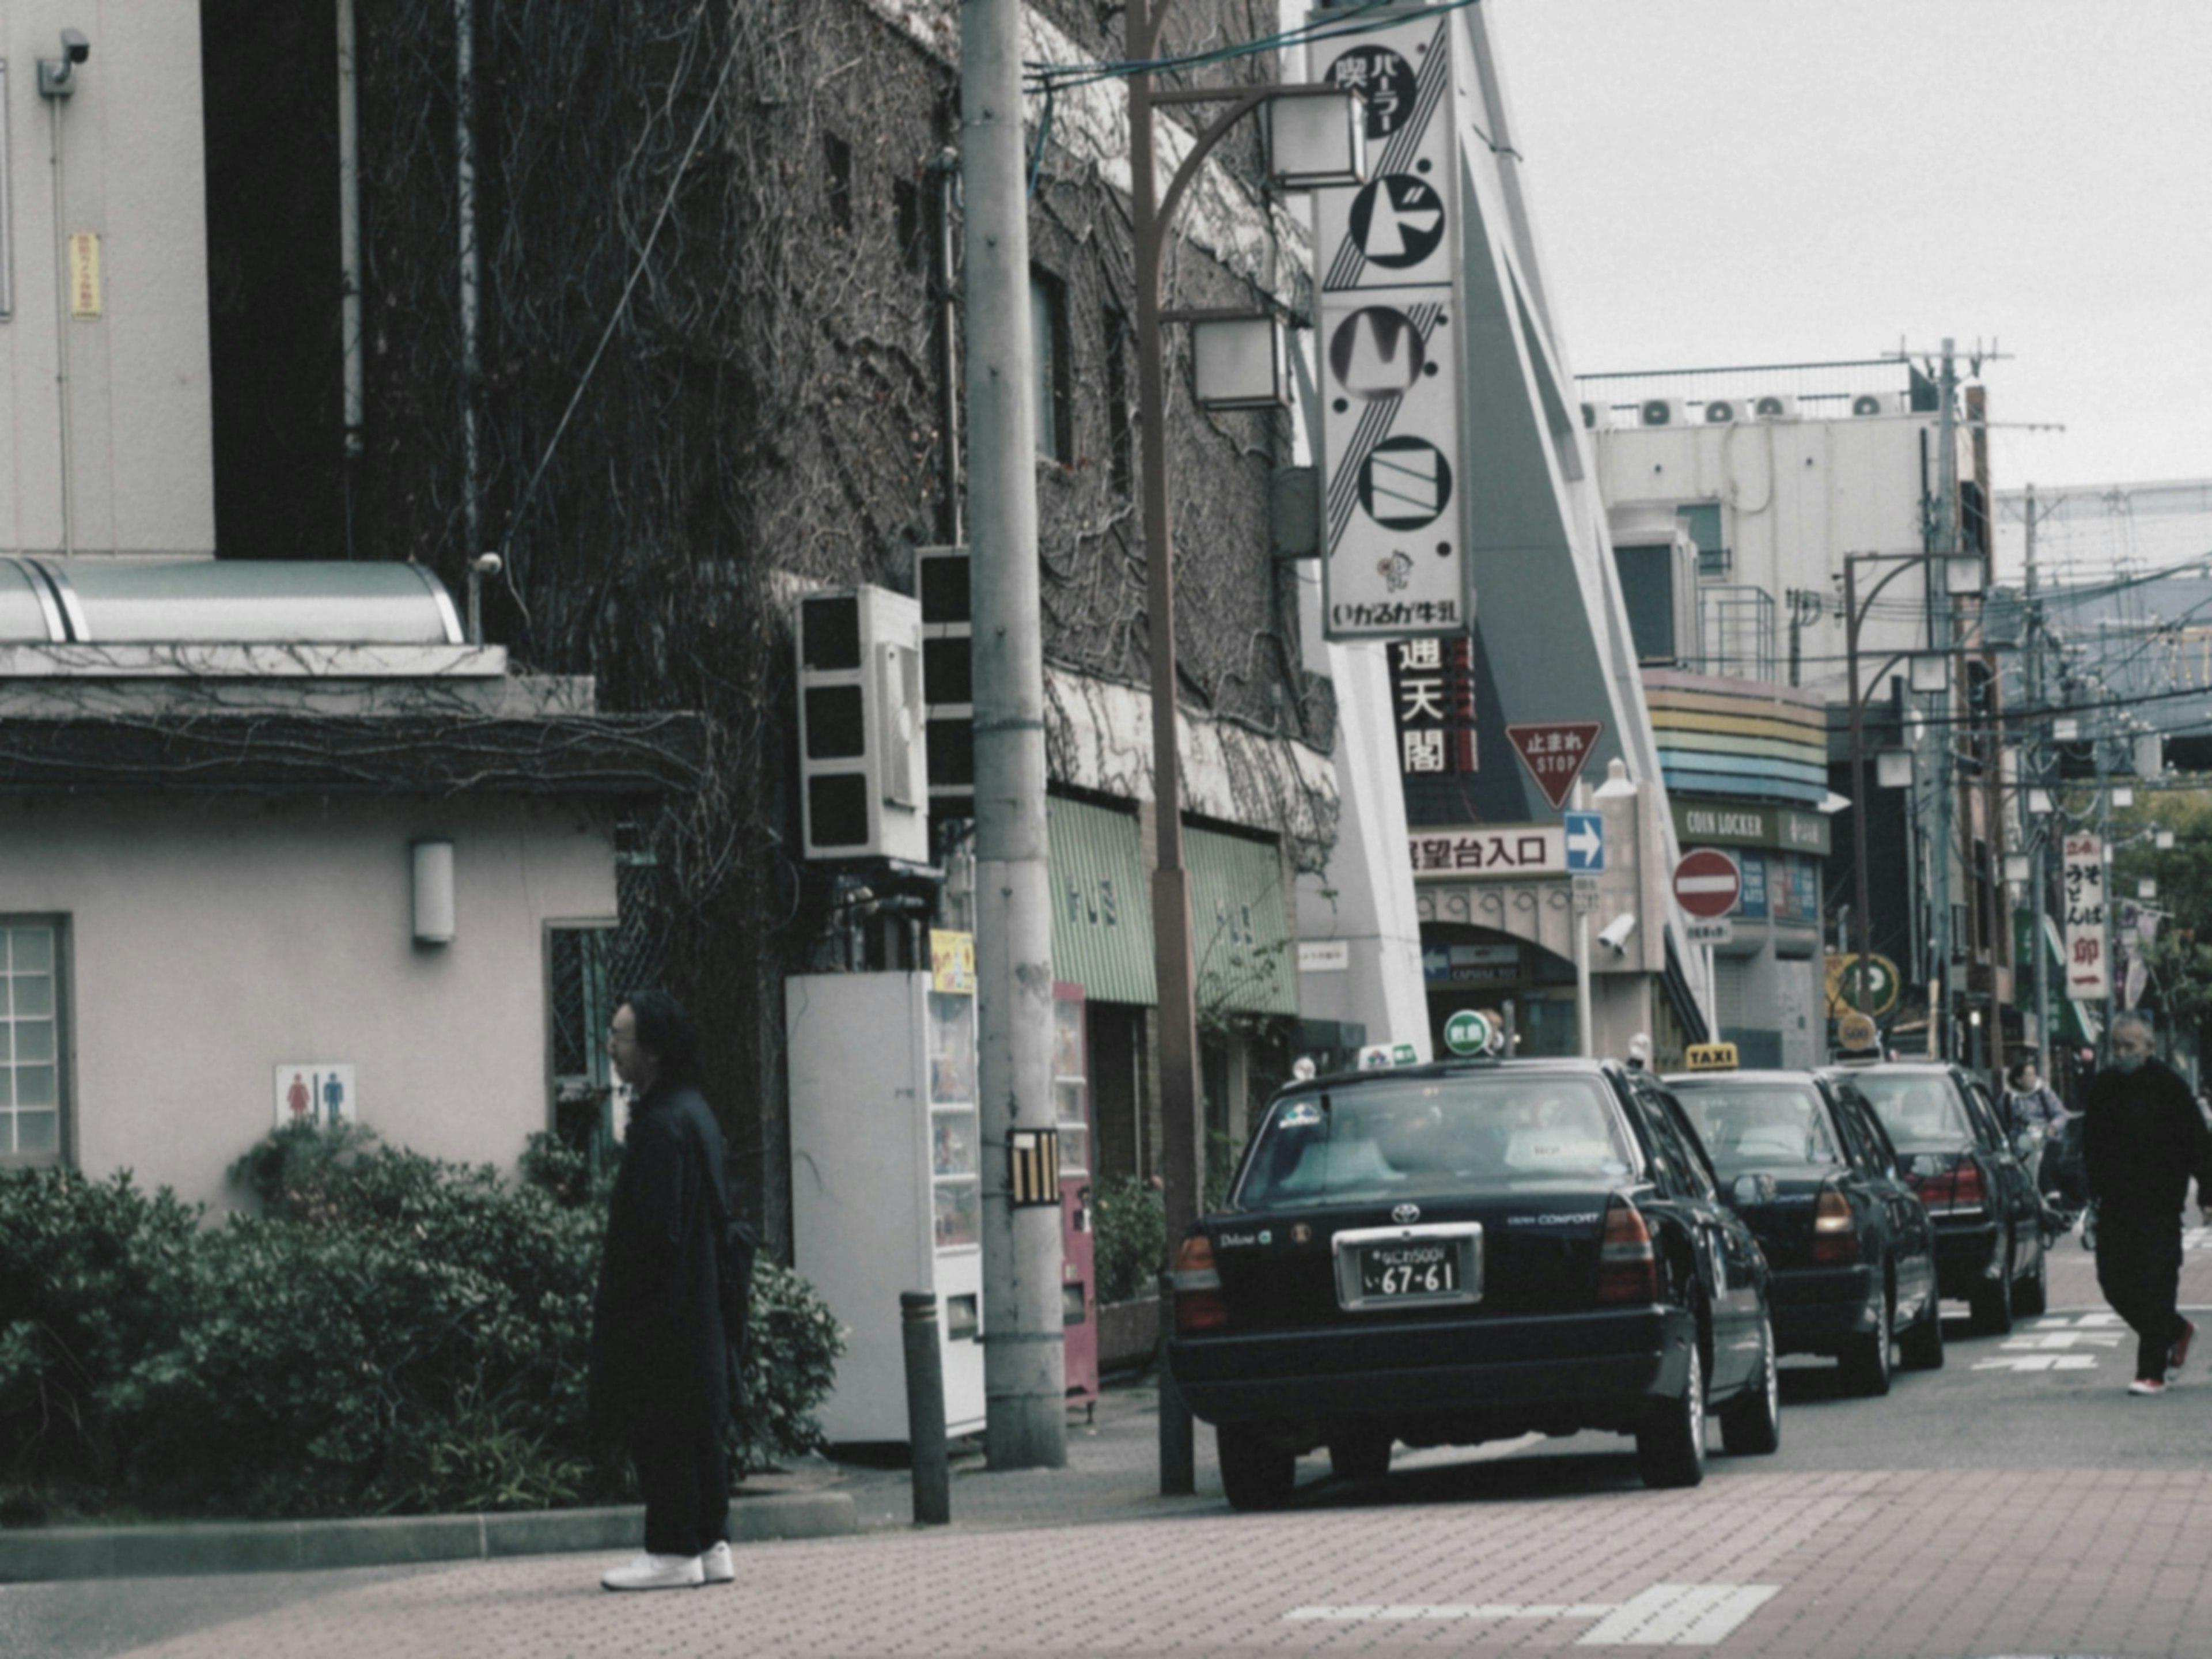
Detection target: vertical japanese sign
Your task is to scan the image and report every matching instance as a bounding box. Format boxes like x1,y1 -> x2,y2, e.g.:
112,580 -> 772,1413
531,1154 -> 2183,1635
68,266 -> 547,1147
1316,13 -> 1468,639
1388,635 -> 1476,778
2062,834 -> 2108,1001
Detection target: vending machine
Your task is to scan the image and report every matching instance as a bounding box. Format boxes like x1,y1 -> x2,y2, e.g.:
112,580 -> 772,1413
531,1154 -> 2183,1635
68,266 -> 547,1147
1055,982 -> 1099,1406
786,946 -> 986,1444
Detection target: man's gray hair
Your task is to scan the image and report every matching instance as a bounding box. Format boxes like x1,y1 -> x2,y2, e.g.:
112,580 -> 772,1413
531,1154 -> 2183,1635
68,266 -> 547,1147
2111,1014 -> 2154,1043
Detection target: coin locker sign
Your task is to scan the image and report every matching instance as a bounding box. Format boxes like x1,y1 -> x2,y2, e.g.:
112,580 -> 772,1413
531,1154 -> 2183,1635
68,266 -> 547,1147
1316,10 -> 1470,641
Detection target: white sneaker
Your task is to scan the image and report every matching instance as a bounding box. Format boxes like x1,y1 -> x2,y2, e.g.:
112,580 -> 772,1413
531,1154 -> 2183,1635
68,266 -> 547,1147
601,1551 -> 706,1592
698,1540 -> 735,1584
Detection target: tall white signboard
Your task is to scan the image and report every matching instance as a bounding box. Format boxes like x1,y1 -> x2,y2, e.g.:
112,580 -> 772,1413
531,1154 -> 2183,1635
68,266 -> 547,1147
2062,833 -> 2108,1002
1315,12 -> 1470,639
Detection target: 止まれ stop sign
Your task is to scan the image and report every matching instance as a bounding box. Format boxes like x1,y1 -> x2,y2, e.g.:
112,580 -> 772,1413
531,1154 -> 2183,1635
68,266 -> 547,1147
1673,850 -> 1741,919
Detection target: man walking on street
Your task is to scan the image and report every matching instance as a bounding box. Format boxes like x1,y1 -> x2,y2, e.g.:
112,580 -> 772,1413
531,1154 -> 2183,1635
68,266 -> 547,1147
2082,1016 -> 2212,1397
589,990 -> 738,1589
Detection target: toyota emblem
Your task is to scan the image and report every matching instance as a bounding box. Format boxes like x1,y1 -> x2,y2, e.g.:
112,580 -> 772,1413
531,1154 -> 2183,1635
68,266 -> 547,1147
1392,1203 -> 1422,1225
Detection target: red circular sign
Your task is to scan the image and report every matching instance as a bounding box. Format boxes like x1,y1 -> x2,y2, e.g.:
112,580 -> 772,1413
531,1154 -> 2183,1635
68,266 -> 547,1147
1673,850 -> 1742,918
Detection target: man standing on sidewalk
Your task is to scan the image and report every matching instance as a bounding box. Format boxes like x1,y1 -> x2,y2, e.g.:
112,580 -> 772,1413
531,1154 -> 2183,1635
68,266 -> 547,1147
589,990 -> 737,1589
2082,1016 -> 2212,1397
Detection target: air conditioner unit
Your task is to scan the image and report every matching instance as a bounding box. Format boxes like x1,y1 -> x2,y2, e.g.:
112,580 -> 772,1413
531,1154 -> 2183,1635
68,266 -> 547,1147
1639,397 -> 1690,428
796,585 -> 930,863
1701,397 -> 1749,423
915,546 -> 975,817
1580,400 -> 1615,430
1752,393 -> 1800,420
1850,392 -> 1905,417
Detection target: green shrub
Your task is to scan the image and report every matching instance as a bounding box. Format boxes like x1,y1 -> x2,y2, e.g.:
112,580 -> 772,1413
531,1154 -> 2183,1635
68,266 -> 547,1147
1091,1175 -> 1165,1305
0,1129 -> 843,1522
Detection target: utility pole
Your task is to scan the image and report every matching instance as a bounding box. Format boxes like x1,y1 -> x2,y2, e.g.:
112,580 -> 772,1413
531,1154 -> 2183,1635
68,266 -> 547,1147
2097,732 -> 2115,1045
1927,340 -> 1965,1062
961,0 -> 1066,1469
2025,483 -> 2052,1075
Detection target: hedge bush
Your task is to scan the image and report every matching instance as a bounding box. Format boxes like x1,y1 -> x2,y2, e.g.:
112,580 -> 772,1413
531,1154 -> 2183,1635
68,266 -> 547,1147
0,1126 -> 843,1523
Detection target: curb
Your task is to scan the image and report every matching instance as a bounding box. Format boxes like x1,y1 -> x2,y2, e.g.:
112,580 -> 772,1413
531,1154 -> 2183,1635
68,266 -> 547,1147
0,1490 -> 857,1584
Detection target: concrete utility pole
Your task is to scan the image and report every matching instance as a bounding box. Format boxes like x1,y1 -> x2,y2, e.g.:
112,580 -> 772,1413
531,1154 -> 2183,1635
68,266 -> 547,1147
960,0 -> 1066,1469
1929,340 -> 1959,1060
2025,483 -> 2052,1074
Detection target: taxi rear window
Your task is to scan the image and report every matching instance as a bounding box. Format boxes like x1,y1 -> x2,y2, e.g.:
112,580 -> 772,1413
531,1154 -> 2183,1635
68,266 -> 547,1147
1668,1082 -> 1839,1176
1849,1073 -> 1973,1150
1234,1075 -> 1635,1207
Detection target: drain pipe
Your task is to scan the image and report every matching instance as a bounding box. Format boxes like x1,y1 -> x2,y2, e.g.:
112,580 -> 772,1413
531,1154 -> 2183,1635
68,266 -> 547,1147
338,0 -> 363,461
39,31 -> 90,559
455,0 -> 482,559
929,147 -> 962,546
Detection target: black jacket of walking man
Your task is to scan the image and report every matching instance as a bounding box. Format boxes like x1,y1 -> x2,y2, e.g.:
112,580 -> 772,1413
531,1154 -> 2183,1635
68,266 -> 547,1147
2082,1016 -> 2212,1395
589,990 -> 735,1589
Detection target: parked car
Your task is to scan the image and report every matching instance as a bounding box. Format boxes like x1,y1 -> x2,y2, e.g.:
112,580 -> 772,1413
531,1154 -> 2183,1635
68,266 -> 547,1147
1819,1060 -> 2046,1334
1663,1068 -> 1942,1393
1165,1058 -> 1779,1510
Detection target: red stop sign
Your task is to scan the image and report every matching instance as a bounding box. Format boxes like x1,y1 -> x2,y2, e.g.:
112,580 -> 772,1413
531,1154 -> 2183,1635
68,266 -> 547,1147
1673,850 -> 1741,919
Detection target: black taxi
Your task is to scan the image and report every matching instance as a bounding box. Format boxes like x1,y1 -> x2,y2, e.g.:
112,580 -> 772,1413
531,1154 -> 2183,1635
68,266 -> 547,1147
1166,1058 -> 1778,1509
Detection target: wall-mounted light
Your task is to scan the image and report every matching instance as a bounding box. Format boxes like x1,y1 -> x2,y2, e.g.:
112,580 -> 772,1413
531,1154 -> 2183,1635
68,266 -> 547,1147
1187,313 -> 1291,410
1876,748 -> 1914,789
2003,851 -> 2032,884
412,840 -> 455,945
1266,86 -> 1368,190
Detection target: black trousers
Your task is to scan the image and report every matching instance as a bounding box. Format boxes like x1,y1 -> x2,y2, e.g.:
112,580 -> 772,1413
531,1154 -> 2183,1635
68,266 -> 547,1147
2096,1206 -> 2186,1381
630,1412 -> 730,1558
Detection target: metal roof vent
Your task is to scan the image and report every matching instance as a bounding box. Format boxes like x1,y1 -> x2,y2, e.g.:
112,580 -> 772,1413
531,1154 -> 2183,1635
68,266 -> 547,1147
0,559 -> 464,645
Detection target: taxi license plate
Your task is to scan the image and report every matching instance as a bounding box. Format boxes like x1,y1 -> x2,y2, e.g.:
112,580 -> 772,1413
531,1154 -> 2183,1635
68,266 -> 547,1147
1358,1243 -> 1457,1299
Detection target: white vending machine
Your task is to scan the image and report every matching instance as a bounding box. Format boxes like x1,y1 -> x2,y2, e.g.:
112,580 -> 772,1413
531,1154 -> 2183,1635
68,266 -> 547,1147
786,958 -> 985,1443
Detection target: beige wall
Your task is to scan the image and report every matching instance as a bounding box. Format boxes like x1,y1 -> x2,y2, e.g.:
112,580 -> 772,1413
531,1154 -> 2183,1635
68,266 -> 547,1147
1,792 -> 615,1208
0,1 -> 215,556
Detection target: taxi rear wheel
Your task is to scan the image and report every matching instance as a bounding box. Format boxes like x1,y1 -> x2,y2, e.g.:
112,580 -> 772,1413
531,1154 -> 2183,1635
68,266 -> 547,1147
1839,1290 -> 1893,1397
1636,1339 -> 1707,1488
1218,1423 -> 1296,1512
1327,1430 -> 1393,1483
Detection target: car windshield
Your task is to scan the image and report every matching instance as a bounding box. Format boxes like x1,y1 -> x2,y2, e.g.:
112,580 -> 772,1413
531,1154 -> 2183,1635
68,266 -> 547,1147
1234,1074 -> 1637,1207
1849,1073 -> 1973,1151
1668,1082 -> 1839,1176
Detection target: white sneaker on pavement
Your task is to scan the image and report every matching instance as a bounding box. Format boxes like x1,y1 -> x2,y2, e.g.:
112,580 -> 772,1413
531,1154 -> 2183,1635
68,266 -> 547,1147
601,1551 -> 706,1591
698,1540 -> 736,1584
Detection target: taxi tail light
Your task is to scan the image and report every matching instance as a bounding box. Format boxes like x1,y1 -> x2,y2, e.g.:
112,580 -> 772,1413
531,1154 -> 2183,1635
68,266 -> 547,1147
1914,1155 -> 1983,1213
1597,1199 -> 1657,1304
1172,1234 -> 1228,1334
1810,1184 -> 1859,1263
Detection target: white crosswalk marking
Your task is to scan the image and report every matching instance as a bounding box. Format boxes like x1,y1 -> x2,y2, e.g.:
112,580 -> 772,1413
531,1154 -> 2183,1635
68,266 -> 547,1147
1286,1584 -> 1777,1645
1577,1584 -> 1778,1646
2001,1331 -> 2120,1350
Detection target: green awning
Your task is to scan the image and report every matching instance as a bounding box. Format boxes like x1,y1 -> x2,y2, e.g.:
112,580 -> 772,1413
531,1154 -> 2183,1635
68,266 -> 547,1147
1047,796 -> 1156,1005
1187,825 -> 1297,1017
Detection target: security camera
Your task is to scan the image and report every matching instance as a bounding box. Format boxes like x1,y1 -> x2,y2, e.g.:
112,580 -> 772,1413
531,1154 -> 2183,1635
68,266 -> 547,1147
470,552 -> 503,575
39,30 -> 90,97
1597,914 -> 1638,952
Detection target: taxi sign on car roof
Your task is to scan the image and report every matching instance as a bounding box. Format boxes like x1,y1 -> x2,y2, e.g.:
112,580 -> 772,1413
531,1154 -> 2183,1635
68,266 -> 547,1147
1683,1041 -> 1739,1073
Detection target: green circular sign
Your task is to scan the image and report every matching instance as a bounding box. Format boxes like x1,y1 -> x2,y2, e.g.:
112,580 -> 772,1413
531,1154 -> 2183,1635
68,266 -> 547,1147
1444,1009 -> 1492,1056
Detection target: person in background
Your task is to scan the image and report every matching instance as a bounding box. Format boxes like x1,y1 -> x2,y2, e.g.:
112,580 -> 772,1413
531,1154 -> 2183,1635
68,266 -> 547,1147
589,990 -> 737,1590
2007,1059 -> 2078,1223
2082,1017 -> 2212,1397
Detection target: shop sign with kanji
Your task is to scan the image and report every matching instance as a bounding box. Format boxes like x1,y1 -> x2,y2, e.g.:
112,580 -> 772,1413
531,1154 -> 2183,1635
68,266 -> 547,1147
1406,825 -> 1564,881
1390,636 -> 1476,778
2062,833 -> 2108,1000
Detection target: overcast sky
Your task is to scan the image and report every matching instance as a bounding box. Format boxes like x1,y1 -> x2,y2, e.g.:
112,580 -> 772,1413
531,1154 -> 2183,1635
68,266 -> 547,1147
1486,0 -> 2210,509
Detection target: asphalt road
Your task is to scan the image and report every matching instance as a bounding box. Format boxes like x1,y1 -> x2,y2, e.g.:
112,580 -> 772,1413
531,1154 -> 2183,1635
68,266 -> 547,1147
12,1221 -> 2212,1659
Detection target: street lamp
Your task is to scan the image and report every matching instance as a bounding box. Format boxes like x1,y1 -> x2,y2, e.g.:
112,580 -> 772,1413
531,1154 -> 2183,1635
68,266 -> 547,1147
1123,0 -> 1362,1496
1843,550 -> 1988,1021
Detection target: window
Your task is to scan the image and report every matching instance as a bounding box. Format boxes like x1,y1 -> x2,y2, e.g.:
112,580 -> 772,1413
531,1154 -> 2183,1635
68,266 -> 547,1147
1,919 -> 67,1165
1104,308 -> 1132,495
1031,270 -> 1072,465
547,923 -> 616,1158
824,132 -> 853,234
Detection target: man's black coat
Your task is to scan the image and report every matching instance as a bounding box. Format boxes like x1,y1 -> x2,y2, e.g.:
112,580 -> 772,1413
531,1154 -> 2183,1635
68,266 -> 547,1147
2082,1055 -> 2212,1219
588,1080 -> 732,1438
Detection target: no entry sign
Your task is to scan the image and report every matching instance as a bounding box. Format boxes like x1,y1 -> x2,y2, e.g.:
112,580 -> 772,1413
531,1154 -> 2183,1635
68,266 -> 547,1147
1673,850 -> 1742,919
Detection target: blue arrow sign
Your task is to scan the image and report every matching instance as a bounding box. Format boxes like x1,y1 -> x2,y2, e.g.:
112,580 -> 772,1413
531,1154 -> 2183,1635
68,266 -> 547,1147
1565,811 -> 1604,872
